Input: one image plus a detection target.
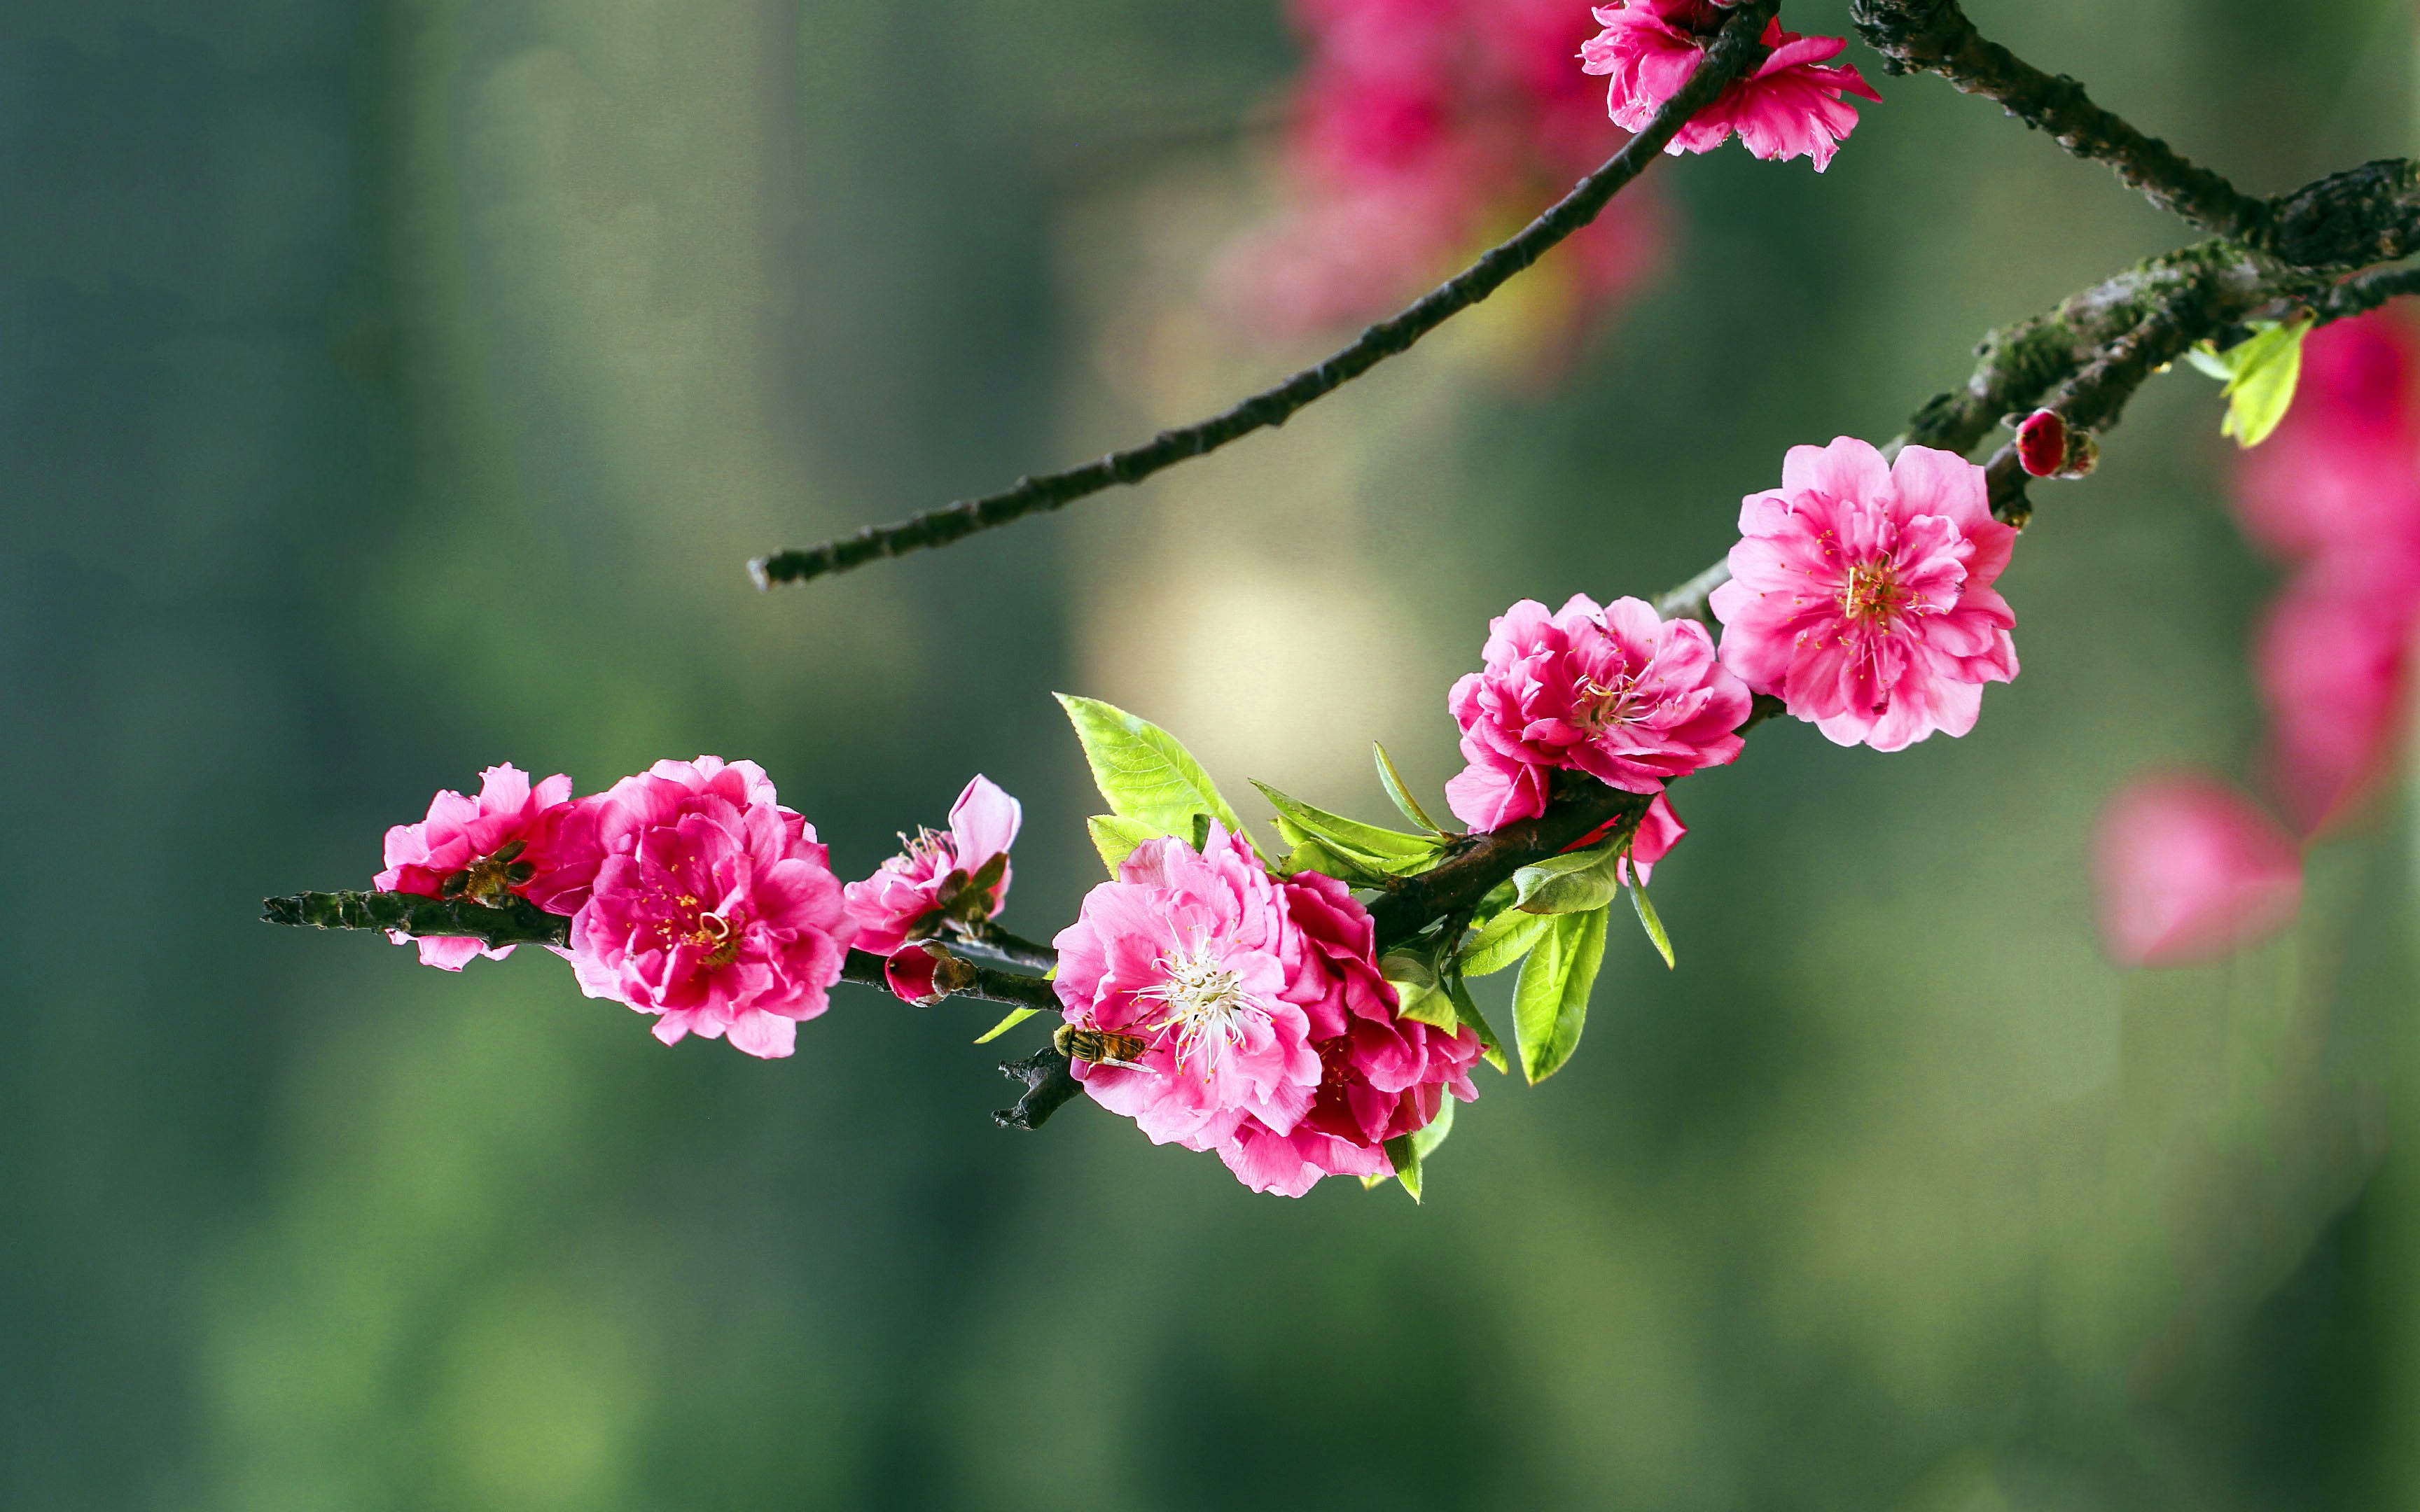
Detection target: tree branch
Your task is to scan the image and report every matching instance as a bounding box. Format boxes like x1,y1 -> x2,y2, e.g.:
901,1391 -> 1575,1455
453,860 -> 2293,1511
2323,264 -> 2420,324
259,891 -> 1060,1011
1849,0 -> 2267,239
746,0 -> 1782,590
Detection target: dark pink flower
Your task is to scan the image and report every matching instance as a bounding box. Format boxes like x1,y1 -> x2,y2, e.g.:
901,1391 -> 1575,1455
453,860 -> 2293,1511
843,775 -> 1022,957
558,757 -> 852,1058
1582,4 -> 1879,170
1217,870 -> 1482,1196
1051,825 -> 1325,1154
2094,772 -> 2302,968
1711,438 -> 2019,751
1446,593 -> 1751,833
375,763 -> 576,971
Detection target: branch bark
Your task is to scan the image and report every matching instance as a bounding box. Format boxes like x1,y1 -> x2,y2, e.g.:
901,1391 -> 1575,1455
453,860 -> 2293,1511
260,891 -> 1061,1011
747,0 -> 1782,589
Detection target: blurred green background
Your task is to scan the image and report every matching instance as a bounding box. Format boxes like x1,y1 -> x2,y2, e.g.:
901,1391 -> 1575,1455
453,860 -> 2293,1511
6,1 -> 2419,1506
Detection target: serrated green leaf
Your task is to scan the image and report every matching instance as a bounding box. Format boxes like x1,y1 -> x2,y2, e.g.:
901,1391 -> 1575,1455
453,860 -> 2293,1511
2190,314 -> 2314,449
973,1006 -> 1041,1044
1381,949 -> 1457,1031
1372,742 -> 1445,834
1456,907 -> 1553,977
1513,906 -> 1608,1084
1253,780 -> 1445,876
1087,815 -> 1165,878
1628,880 -> 1675,969
1443,971 -> 1508,1074
1057,694 -> 1253,850
1383,1132 -> 1422,1202
1512,841 -> 1625,916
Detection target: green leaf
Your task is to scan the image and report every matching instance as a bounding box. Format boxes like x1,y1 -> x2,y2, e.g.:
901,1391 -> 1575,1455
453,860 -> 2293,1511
1442,971 -> 1508,1073
1380,949 -> 1457,1032
1056,694 -> 1253,850
1086,815 -> 1166,878
973,1006 -> 1041,1044
1513,906 -> 1608,1084
1512,841 -> 1625,916
1372,743 -> 1445,834
1456,907 -> 1553,977
1383,1133 -> 1421,1203
1628,880 -> 1676,969
1253,780 -> 1445,876
2190,314 -> 2314,449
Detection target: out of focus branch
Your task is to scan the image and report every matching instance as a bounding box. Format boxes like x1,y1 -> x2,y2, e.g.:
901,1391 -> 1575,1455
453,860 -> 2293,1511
1849,0 -> 2265,238
746,0 -> 1781,589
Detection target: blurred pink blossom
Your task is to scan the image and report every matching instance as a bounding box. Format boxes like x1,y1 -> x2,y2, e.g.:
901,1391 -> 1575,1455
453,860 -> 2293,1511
559,757 -> 852,1058
2094,773 -> 2302,968
1446,593 -> 1749,833
844,775 -> 1022,958
2255,547 -> 2420,832
375,763 -> 576,971
1712,438 -> 2019,751
1217,0 -> 1666,349
1581,2 -> 1878,170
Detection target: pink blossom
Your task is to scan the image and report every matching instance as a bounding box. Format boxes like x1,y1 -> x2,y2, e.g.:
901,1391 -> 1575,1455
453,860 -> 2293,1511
1216,0 -> 1664,345
1051,825 -> 1325,1153
843,775 -> 1022,957
2094,772 -> 2302,968
1218,870 -> 1483,1196
1582,4 -> 1879,170
1711,438 -> 2019,751
2255,550 -> 2420,833
558,757 -> 852,1058
375,763 -> 576,971
2235,311 -> 2420,561
1445,594 -> 1751,833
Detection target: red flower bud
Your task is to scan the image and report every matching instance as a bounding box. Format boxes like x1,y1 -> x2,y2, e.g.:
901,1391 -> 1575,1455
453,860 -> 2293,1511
884,942 -> 973,1005
2015,409 -> 2068,479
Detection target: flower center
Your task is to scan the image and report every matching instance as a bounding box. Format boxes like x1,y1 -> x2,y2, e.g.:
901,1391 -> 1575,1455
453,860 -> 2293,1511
1839,559 -> 1911,624
448,841 -> 536,907
1575,673 -> 1644,730
1139,941 -> 1256,1074
690,909 -> 744,967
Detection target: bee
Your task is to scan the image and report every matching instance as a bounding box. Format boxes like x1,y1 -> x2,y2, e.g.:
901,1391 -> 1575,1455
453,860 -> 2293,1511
1055,1023 -> 1151,1071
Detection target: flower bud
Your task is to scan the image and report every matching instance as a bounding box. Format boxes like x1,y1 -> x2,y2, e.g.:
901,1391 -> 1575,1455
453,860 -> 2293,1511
2015,409 -> 2068,478
884,942 -> 973,1006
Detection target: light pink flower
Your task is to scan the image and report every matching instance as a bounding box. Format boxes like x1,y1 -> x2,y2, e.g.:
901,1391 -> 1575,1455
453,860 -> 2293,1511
1051,825 -> 1324,1153
1446,593 -> 1751,833
2255,550 -> 2420,833
375,763 -> 576,971
1217,870 -> 1483,1196
843,775 -> 1022,957
2094,772 -> 2303,968
1582,4 -> 1879,170
1711,438 -> 2019,751
558,757 -> 852,1058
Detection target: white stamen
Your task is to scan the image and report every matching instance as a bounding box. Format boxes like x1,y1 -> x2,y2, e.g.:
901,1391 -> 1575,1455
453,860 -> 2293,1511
1138,940 -> 1255,1074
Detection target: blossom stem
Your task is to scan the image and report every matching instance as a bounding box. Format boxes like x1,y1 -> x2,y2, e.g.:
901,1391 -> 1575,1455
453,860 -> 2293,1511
258,891 -> 1060,1011
1849,0 -> 2267,239
954,920 -> 1059,972
745,0 -> 1783,590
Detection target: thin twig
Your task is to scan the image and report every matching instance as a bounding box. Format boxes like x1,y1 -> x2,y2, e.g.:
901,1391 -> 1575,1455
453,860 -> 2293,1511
747,0 -> 1781,589
1849,0 -> 2267,238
